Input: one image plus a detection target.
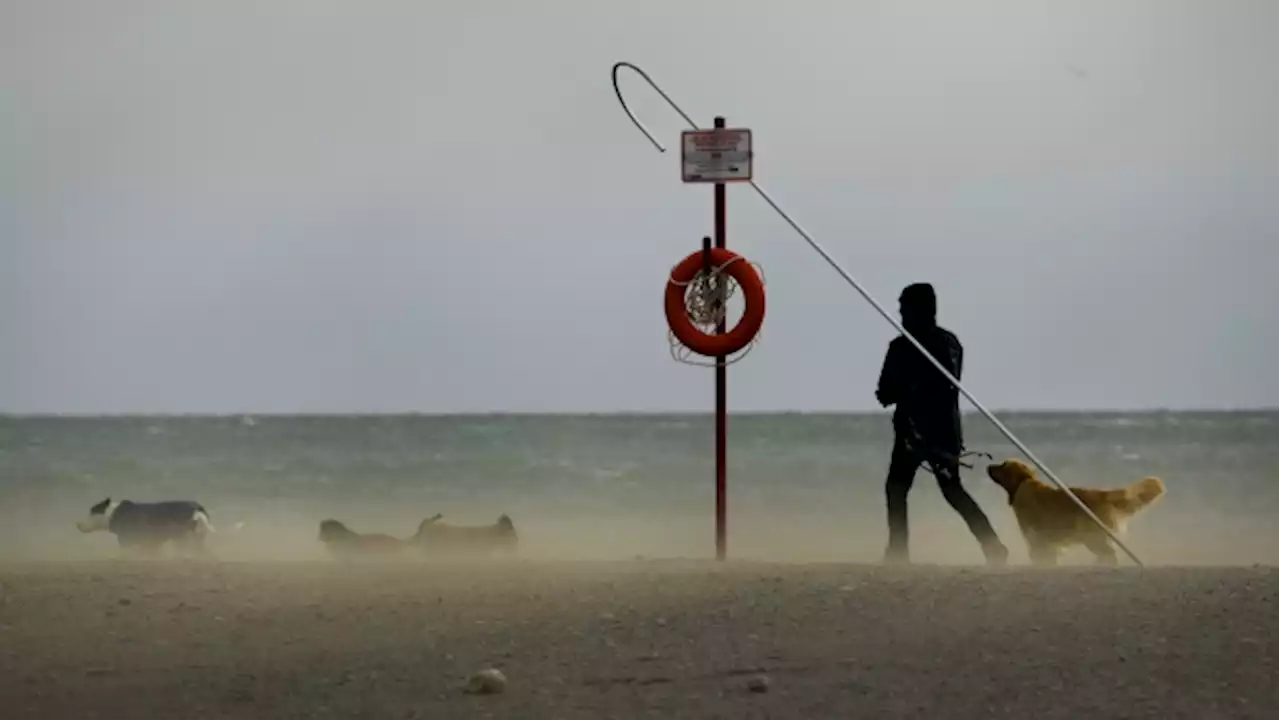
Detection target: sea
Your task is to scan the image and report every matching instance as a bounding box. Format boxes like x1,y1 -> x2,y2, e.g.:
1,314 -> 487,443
0,411 -> 1275,566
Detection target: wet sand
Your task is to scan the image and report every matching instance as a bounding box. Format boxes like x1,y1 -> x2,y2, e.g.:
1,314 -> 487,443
0,560 -> 1274,719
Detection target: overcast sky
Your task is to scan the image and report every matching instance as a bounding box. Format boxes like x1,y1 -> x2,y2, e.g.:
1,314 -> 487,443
1,1 -> 1275,414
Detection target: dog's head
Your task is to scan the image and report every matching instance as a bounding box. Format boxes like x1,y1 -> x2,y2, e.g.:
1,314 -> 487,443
414,513 -> 444,540
495,513 -> 516,537
986,459 -> 1035,503
76,497 -> 117,533
318,519 -> 357,544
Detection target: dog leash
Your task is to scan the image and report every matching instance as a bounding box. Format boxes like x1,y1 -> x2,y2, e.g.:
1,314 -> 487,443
900,422 -> 991,474
913,446 -> 993,475
952,449 -> 993,470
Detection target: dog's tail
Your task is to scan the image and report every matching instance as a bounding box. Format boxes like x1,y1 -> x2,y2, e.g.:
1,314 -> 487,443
194,511 -> 246,536
1113,476 -> 1166,515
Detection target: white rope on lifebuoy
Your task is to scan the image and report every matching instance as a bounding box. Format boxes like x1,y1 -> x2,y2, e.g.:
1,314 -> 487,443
666,259 -> 766,367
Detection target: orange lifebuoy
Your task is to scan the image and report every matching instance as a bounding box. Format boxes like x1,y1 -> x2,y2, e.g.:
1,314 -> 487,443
664,247 -> 766,358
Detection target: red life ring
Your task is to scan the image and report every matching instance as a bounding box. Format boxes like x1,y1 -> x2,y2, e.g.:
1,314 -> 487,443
664,247 -> 766,358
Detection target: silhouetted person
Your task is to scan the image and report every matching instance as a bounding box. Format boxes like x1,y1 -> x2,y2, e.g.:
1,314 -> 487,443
875,283 -> 1007,565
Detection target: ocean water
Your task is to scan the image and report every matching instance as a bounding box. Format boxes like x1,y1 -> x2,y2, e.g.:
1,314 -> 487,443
0,412 -> 1275,565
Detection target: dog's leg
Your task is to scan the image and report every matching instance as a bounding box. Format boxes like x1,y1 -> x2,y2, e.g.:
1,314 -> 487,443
132,542 -> 162,560
1028,542 -> 1058,567
117,536 -> 157,560
1083,534 -> 1119,566
180,533 -> 211,560
116,537 -> 139,560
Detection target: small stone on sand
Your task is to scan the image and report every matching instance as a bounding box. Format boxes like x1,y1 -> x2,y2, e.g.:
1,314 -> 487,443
747,675 -> 770,693
465,668 -> 507,695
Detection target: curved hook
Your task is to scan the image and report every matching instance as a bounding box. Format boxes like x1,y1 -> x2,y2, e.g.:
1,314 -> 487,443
611,62 -> 701,154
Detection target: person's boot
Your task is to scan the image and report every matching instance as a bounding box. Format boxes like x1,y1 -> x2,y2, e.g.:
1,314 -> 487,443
883,544 -> 910,565
982,540 -> 1009,567
885,495 -> 910,566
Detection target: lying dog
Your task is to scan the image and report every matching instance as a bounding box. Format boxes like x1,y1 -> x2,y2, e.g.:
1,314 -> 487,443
76,497 -> 240,557
411,513 -> 518,558
986,459 -> 1165,566
317,519 -> 410,559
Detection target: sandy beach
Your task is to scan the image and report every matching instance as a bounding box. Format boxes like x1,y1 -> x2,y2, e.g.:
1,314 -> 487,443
0,560 -> 1274,719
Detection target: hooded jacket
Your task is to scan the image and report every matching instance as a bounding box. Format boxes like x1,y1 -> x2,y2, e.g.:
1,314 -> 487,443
875,283 -> 964,456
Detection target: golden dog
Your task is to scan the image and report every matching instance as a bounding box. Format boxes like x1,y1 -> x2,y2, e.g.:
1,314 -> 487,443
411,513 -> 518,558
985,459 -> 1165,566
317,519 -> 409,559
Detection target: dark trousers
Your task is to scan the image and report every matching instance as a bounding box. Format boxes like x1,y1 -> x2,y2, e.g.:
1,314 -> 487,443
885,438 -> 1001,558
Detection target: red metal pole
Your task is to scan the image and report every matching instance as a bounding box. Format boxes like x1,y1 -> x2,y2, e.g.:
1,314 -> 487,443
713,116 -> 727,561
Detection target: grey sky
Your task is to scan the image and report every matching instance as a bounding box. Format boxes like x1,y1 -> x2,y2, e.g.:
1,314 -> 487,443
2,1 -> 1275,414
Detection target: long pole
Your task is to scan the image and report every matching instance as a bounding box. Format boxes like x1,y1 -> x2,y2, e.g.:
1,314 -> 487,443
608,61 -> 1144,567
713,116 -> 728,562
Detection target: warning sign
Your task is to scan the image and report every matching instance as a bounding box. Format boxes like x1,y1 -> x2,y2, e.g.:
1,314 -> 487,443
681,129 -> 753,183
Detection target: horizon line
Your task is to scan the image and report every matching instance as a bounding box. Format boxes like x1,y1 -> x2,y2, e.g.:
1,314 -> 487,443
0,407 -> 1274,419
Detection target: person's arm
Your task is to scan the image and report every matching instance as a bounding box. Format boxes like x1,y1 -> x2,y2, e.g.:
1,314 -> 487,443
875,339 -> 905,407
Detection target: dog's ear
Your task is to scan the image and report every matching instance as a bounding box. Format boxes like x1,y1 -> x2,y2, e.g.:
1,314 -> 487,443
986,460 -> 1015,490
994,460 -> 1033,503
1012,460 -> 1036,481
415,514 -> 442,536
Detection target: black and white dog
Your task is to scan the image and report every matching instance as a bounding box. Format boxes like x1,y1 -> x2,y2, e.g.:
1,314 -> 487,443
76,497 -> 240,557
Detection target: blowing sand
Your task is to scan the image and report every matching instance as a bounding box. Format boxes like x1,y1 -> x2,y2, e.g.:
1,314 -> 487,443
0,560 -> 1274,719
